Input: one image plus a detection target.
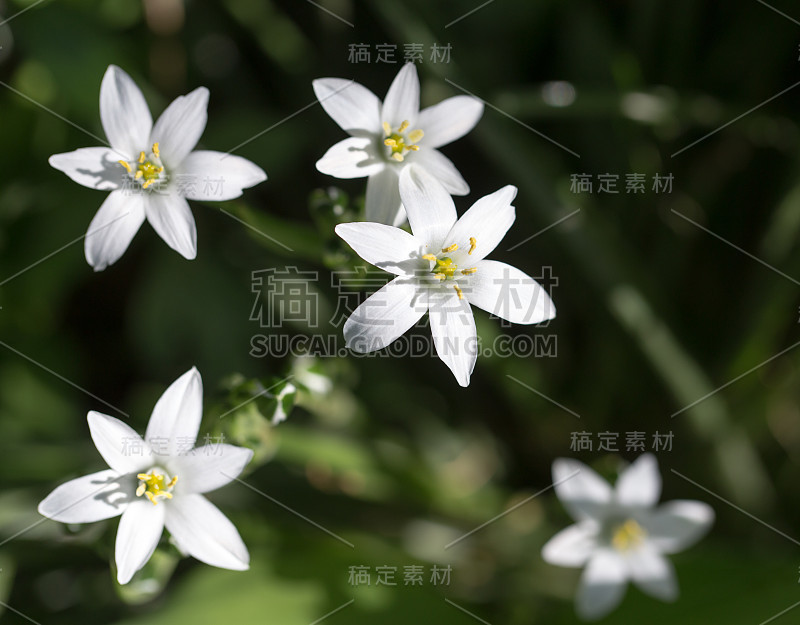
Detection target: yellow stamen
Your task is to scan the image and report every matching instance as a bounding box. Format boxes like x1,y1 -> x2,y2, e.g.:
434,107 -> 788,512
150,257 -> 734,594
434,273 -> 446,280
454,284 -> 464,300
136,472 -> 177,506
398,120 -> 410,132
152,142 -> 160,158
118,160 -> 131,173
461,268 -> 477,275
408,129 -> 424,143
422,253 -> 437,262
134,170 -> 143,180
138,151 -> 146,164
142,179 -> 155,189
442,243 -> 458,253
468,237 -> 477,255
407,145 -> 420,151
384,138 -> 397,147
612,519 -> 647,552
391,153 -> 404,162
383,122 -> 392,136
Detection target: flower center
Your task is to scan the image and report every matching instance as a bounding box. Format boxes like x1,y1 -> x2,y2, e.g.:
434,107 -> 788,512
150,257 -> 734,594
118,142 -> 165,190
422,237 -> 478,300
383,120 -> 424,162
136,470 -> 178,505
611,518 -> 647,552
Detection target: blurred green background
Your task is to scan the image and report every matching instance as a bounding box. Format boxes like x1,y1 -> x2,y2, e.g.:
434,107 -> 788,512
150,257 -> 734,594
1,0 -> 800,623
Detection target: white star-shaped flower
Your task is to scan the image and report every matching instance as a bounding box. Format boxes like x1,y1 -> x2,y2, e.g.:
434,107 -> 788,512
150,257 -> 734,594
38,368 -> 253,585
542,454 -> 715,621
49,65 -> 267,271
314,63 -> 483,226
335,167 -> 556,387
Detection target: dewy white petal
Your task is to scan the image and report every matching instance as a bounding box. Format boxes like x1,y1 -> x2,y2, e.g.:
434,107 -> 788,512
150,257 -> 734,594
145,367 -> 203,457
626,547 -> 679,602
428,288 -> 477,387
88,411 -> 151,475
315,137 -> 383,179
411,148 -> 469,195
38,469 -> 133,524
150,87 -> 209,169
335,222 -> 424,276
615,453 -> 662,508
165,494 -> 249,571
115,499 -> 166,585
445,185 -> 517,263
541,522 -> 599,568
399,166 -> 457,248
84,190 -> 147,272
465,260 -> 556,325
576,549 -> 629,621
312,78 -> 382,135
552,458 -> 613,523
167,445 -> 254,495
417,95 -> 484,148
642,500 -> 715,554
365,167 -> 404,226
178,150 -> 266,201
343,277 -> 426,353
100,65 -> 152,157
145,192 -> 198,260
381,63 -> 420,128
49,148 -> 126,191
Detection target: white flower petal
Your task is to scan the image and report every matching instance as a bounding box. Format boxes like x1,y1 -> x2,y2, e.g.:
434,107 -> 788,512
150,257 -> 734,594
541,522 -> 599,568
313,78 -> 382,134
145,368 -> 203,456
411,148 -> 469,195
398,166 -> 457,249
381,63 -> 420,128
49,148 -> 127,191
576,549 -> 628,621
335,221 -> 424,276
616,453 -> 662,508
343,277 -> 426,353
464,260 -> 556,325
150,87 -> 209,169
428,288 -> 478,387
626,547 -> 678,602
417,95 -> 484,148
177,150 -> 266,201
552,458 -> 613,523
365,167 -> 404,226
165,494 -> 249,571
38,469 -> 133,523
88,411 -> 150,475
100,65 -> 152,157
145,192 -> 197,260
445,185 -> 516,263
642,500 -> 715,554
315,137 -> 383,179
84,190 -> 146,272
115,499 -> 166,584
168,445 -> 254,495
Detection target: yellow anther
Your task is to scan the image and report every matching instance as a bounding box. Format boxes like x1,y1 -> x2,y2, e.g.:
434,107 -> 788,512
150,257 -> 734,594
434,273 -> 446,280
454,284 -> 464,300
408,129 -> 424,144
408,145 -> 420,151
384,138 -> 397,147
398,120 -> 410,132
383,122 -> 392,136
391,153 -> 404,162
152,142 -> 160,158
138,151 -> 146,164
442,243 -> 458,253
142,179 -> 154,189
136,472 -> 177,506
422,253 -> 437,262
468,237 -> 477,255
612,519 -> 647,552
118,160 -> 131,173
461,268 -> 477,275
134,170 -> 143,180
